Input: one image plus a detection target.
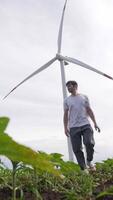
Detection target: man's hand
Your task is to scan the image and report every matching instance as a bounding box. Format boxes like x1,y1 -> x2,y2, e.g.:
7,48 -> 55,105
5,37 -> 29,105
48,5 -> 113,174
64,128 -> 70,137
94,124 -> 100,133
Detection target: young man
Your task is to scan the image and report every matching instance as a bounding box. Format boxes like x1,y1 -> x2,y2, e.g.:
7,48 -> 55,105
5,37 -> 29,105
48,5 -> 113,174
63,80 -> 100,172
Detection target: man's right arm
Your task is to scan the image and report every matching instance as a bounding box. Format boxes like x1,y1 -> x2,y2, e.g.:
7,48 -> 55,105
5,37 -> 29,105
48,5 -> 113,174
63,109 -> 69,137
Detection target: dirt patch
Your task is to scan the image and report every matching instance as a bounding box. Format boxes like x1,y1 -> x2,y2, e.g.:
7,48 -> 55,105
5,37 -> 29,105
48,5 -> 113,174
0,188 -> 35,200
42,190 -> 63,200
0,188 -> 62,200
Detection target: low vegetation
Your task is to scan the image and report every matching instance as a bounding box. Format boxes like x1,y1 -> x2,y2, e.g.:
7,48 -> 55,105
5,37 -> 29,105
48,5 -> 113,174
0,117 -> 113,200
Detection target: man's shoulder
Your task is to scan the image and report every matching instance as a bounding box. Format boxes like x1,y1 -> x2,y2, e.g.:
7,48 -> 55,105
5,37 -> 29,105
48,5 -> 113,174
64,96 -> 70,102
79,94 -> 88,99
64,95 -> 73,104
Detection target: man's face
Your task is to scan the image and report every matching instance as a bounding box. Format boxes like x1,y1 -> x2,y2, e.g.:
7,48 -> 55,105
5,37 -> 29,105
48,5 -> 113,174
66,83 -> 77,93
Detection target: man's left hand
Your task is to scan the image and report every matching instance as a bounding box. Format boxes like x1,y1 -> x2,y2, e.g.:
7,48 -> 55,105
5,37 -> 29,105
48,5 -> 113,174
95,125 -> 100,133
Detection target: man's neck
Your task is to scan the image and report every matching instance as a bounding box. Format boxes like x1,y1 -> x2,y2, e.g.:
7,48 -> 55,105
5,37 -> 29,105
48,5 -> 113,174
71,91 -> 78,96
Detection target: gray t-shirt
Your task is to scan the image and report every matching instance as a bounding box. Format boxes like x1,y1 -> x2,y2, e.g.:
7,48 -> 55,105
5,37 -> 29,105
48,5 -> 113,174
64,94 -> 90,128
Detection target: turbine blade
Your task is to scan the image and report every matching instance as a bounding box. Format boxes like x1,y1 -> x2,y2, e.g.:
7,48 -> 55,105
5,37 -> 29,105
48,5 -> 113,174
3,57 -> 57,99
60,55 -> 113,80
57,0 -> 68,54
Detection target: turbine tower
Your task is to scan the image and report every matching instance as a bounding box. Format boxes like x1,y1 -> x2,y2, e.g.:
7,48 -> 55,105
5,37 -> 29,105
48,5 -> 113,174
4,0 -> 113,161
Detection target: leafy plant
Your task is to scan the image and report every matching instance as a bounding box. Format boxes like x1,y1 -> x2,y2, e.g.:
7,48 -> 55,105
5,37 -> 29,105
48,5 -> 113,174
0,117 -> 59,175
0,117 -> 60,199
50,153 -> 80,175
1,117 -> 113,200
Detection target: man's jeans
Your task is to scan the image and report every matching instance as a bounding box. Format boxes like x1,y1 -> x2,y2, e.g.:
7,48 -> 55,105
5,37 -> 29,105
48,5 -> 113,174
70,124 -> 95,170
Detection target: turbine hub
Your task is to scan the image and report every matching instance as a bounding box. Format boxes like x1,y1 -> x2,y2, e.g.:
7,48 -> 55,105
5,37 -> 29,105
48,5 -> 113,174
56,53 -> 63,61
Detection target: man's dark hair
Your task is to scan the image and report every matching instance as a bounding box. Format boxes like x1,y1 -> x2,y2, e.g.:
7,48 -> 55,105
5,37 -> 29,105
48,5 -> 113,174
66,80 -> 78,87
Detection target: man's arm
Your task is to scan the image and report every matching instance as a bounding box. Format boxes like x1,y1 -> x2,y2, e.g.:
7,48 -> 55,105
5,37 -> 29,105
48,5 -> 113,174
86,106 -> 100,132
63,109 -> 70,137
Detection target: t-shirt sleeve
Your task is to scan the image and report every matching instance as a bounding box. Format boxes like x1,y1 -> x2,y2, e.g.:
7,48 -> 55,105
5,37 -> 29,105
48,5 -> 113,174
84,95 -> 90,107
64,99 -> 68,110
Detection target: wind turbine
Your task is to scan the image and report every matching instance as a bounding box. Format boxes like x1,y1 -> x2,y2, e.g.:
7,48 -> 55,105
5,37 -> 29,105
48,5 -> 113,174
3,0 -> 113,161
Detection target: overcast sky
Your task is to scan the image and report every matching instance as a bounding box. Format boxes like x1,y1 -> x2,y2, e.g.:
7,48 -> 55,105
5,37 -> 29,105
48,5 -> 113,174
0,0 -> 113,162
